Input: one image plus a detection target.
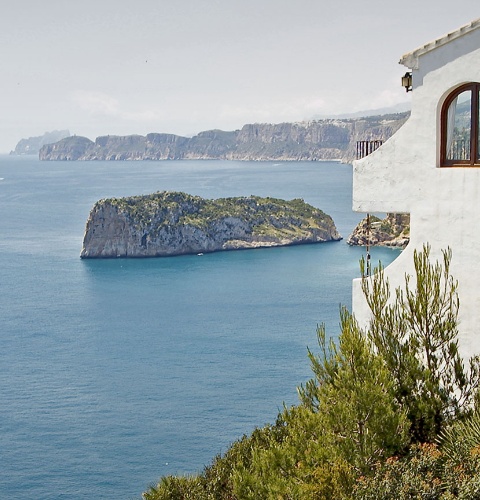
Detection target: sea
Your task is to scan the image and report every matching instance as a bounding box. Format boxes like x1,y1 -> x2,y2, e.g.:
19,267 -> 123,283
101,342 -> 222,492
0,155 -> 400,499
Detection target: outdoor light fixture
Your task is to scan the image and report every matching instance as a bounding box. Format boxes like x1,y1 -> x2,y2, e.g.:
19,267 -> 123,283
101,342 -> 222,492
402,71 -> 413,92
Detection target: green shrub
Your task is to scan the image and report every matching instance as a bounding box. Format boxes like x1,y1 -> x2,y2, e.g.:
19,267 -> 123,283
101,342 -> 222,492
142,245 -> 480,499
355,442 -> 480,499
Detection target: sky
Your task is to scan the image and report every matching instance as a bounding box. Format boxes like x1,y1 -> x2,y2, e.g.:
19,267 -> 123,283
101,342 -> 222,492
1,0 -> 479,153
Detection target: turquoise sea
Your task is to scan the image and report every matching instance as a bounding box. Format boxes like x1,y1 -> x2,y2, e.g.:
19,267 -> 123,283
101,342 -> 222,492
0,156 -> 400,499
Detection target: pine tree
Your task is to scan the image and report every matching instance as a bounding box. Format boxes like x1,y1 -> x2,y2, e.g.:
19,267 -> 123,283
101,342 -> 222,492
142,245 -> 480,499
362,244 -> 480,443
299,308 -> 410,475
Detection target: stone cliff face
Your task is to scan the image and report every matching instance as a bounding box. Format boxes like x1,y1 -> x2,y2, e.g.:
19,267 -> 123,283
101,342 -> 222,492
229,121 -> 352,161
39,136 -> 94,160
11,130 -> 70,155
347,213 -> 410,248
80,192 -> 342,258
40,113 -> 409,162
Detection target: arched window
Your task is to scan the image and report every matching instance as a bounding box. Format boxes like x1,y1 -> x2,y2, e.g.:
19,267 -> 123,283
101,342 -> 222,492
441,83 -> 480,166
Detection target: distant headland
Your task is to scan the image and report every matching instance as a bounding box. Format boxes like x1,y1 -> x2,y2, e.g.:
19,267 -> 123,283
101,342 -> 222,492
36,113 -> 408,163
10,130 -> 70,155
80,192 -> 342,258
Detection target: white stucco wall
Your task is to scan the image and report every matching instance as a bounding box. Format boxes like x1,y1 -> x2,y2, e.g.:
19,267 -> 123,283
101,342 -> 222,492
352,29 -> 480,356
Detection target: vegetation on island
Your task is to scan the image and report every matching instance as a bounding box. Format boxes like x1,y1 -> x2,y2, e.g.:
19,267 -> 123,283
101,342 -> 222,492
142,245 -> 480,499
105,191 -> 337,237
347,213 -> 410,249
81,191 -> 341,258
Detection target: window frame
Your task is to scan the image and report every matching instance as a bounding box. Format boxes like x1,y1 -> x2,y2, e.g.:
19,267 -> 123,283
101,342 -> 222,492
441,82 -> 480,167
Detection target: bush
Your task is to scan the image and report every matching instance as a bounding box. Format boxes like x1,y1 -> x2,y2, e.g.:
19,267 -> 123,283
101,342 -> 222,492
363,245 -> 480,443
355,442 -> 480,499
142,245 -> 480,499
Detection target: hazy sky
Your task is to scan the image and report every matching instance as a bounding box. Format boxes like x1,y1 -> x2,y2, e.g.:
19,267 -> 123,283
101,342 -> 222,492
1,0 -> 479,152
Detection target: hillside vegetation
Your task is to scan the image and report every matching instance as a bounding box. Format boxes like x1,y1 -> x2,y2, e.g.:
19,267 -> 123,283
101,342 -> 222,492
80,192 -> 341,258
348,213 -> 410,248
142,245 -> 480,499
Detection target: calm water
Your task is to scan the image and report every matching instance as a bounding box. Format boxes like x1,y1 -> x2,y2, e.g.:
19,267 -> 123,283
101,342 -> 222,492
0,156 -> 399,499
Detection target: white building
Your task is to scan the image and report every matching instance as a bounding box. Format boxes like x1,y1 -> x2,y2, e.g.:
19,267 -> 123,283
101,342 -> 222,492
352,18 -> 480,355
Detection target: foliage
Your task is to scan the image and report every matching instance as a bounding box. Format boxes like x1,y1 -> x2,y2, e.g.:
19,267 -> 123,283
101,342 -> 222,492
229,304 -> 410,498
142,475 -> 205,500
142,245 -> 480,499
142,418 -> 289,500
439,409 -> 480,463
103,191 -> 334,236
354,443 -> 444,499
362,244 -> 480,443
230,404 -> 358,500
379,221 -> 394,234
354,442 -> 480,499
298,308 -> 409,474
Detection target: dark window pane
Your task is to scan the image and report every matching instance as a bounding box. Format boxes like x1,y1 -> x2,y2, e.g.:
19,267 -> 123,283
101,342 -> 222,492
446,90 -> 471,161
478,90 -> 480,161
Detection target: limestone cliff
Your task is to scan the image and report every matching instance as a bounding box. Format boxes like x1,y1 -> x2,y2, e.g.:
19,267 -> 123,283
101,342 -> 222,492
80,192 -> 341,258
11,130 -> 70,155
40,113 -> 409,162
347,213 -> 410,248
39,136 -> 94,160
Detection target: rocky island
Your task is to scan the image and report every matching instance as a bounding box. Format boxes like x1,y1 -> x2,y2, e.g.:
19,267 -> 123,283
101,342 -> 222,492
80,192 -> 341,258
347,213 -> 410,248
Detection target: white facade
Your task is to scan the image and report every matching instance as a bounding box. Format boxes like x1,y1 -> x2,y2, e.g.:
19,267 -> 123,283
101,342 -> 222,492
352,18 -> 480,355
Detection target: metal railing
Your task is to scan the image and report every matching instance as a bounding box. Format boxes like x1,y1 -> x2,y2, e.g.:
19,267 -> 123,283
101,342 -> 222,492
447,139 -> 470,161
356,140 -> 383,160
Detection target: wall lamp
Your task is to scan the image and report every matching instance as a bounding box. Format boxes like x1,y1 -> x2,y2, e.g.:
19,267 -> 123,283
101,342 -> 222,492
401,72 -> 413,92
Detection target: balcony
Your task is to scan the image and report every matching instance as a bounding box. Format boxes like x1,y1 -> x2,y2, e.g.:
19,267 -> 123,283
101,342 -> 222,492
447,139 -> 471,161
356,140 -> 383,160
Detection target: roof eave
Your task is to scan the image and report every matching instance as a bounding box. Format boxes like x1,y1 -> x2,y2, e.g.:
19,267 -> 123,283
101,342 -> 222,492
399,17 -> 480,70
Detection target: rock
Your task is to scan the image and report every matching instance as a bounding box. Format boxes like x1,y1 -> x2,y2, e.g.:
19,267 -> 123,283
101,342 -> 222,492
39,136 -> 94,160
11,130 -> 70,155
347,213 -> 410,248
40,113 -> 409,163
80,192 -> 342,258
